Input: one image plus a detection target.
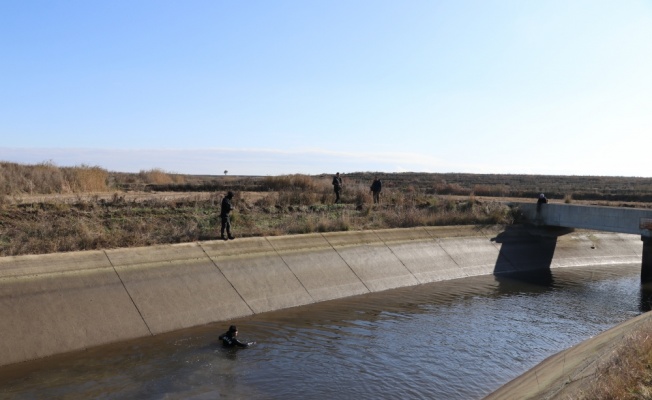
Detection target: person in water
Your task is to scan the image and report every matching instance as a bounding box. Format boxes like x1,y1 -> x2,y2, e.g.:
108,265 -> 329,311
218,325 -> 255,348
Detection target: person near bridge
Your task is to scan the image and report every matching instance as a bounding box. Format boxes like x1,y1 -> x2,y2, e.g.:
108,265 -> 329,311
537,193 -> 548,212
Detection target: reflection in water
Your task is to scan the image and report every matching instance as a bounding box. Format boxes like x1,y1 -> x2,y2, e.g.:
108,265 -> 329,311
639,283 -> 652,312
0,264 -> 643,400
495,269 -> 555,293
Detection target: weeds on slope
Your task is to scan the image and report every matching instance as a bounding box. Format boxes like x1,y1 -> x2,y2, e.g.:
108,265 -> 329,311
571,319 -> 652,399
0,188 -> 515,256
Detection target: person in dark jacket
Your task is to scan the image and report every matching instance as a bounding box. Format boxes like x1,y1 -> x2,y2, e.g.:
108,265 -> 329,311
218,325 -> 255,348
220,191 -> 235,240
332,172 -> 343,203
537,193 -> 548,212
370,176 -> 382,204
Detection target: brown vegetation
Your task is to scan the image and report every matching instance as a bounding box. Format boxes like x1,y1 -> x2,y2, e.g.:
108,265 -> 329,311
2,161 -> 652,258
0,185 -> 513,257
0,161 -> 528,256
4,161 -> 652,202
571,319 -> 652,399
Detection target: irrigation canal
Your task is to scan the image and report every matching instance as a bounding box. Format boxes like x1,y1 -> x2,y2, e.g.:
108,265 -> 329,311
0,263 -> 645,399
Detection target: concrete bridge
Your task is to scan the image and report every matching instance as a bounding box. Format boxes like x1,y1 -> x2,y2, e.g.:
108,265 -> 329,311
512,202 -> 652,281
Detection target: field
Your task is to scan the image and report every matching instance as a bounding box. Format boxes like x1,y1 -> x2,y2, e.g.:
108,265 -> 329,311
1,161 -> 652,257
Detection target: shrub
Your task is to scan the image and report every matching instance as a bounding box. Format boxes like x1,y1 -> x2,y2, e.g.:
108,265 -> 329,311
261,174 -> 318,191
65,165 -> 109,192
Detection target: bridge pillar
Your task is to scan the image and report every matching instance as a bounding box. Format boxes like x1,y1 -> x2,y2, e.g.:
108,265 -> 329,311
642,236 -> 652,283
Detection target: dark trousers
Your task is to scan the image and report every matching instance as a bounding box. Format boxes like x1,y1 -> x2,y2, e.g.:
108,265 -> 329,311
220,215 -> 231,237
372,191 -> 380,204
334,187 -> 341,203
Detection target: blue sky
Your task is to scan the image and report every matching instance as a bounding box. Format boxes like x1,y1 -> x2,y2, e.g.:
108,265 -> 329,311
1,1 -> 651,176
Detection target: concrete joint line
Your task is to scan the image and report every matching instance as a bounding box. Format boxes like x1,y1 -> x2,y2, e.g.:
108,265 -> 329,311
103,250 -> 153,336
422,226 -> 464,272
265,237 -> 315,303
320,233 -> 371,293
371,230 -> 420,284
197,243 -> 255,315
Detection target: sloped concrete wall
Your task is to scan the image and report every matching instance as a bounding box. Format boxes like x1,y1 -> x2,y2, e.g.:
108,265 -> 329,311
0,251 -> 151,367
0,226 -> 642,367
485,309 -> 652,400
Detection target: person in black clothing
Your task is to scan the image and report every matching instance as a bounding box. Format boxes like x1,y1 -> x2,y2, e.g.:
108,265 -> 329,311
537,193 -> 548,212
218,325 -> 255,348
370,176 -> 382,204
220,191 -> 235,240
332,172 -> 343,203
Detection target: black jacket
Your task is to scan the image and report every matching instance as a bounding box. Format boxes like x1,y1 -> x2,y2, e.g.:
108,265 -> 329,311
218,332 -> 250,348
221,196 -> 233,217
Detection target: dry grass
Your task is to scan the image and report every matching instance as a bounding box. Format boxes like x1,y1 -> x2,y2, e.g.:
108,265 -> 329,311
138,168 -> 185,185
67,165 -> 109,192
0,161 -> 111,194
1,161 -> 651,258
572,320 -> 652,399
0,187 -> 516,256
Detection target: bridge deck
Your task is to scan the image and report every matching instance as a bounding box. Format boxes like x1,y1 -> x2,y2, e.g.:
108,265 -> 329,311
511,202 -> 652,237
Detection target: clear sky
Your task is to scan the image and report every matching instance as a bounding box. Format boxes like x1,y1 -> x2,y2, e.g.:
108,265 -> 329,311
1,1 -> 651,176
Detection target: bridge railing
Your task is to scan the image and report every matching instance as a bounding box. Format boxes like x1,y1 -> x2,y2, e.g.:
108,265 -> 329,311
509,202 -> 652,238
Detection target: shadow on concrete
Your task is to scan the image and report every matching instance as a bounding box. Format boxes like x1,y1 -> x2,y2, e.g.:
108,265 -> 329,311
490,225 -> 574,276
490,225 -> 573,293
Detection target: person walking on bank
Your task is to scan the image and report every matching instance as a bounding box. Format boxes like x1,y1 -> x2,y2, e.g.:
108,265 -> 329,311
370,176 -> 382,204
332,172 -> 343,203
220,191 -> 235,240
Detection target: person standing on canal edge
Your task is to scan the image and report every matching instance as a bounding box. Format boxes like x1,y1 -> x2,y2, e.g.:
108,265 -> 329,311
218,325 -> 255,348
537,193 -> 548,212
370,176 -> 382,204
332,172 -> 343,203
220,191 -> 235,240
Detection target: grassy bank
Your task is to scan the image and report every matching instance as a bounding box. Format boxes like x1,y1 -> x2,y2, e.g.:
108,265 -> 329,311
561,317 -> 652,400
0,190 -> 513,257
3,160 -> 652,257
0,161 -> 519,256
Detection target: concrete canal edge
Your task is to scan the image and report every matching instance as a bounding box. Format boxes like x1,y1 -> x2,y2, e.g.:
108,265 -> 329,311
484,311 -> 652,400
0,225 -> 645,397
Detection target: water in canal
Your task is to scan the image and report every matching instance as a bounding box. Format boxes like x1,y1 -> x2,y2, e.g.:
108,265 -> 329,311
0,264 -> 646,399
